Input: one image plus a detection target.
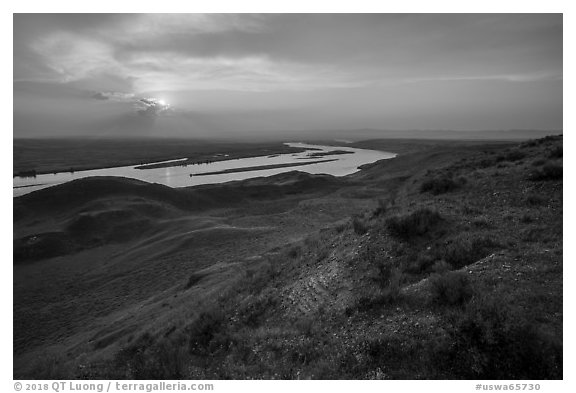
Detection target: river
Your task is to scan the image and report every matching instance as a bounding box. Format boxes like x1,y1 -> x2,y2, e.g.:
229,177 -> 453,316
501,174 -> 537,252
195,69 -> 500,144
13,143 -> 396,197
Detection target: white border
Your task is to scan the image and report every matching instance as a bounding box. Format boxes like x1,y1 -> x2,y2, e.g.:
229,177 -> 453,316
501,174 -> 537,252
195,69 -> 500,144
3,2 -> 572,391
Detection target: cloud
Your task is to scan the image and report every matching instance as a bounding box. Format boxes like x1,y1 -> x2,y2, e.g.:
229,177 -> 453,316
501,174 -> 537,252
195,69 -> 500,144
90,90 -> 173,117
91,91 -> 135,101
19,14 -> 562,94
13,14 -> 563,135
135,97 -> 172,117
91,92 -> 109,100
384,71 -> 563,86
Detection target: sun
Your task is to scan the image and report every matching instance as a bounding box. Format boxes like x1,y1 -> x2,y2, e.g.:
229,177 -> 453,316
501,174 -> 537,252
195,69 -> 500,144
157,99 -> 166,106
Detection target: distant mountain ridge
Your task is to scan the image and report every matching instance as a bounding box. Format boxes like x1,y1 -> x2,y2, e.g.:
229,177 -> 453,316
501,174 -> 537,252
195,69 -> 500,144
13,128 -> 561,142
286,128 -> 563,142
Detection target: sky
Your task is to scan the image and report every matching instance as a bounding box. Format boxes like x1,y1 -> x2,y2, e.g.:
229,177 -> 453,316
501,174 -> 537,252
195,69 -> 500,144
13,14 -> 563,138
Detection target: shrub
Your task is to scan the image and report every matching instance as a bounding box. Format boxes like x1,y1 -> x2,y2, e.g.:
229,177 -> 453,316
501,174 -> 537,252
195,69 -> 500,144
403,252 -> 436,274
187,310 -> 227,354
359,242 -> 380,265
525,193 -> 547,206
477,159 -> 495,168
548,146 -> 562,159
294,317 -> 317,336
461,204 -> 482,215
113,332 -> 158,379
13,233 -> 70,263
287,245 -> 301,259
185,272 -> 205,289
521,226 -> 550,243
529,164 -> 562,181
26,354 -> 72,379
429,271 -> 473,306
334,221 -> 348,233
504,150 -> 526,162
497,149 -> 526,163
431,260 -> 452,273
520,214 -> 534,224
521,135 -> 561,148
352,216 -> 369,235
438,235 -> 499,269
372,199 -> 389,217
521,140 -> 539,148
376,262 -> 403,293
240,295 -> 279,327
386,208 -> 442,240
316,245 -> 331,261
420,175 -> 465,195
471,218 -> 492,228
435,294 -> 562,379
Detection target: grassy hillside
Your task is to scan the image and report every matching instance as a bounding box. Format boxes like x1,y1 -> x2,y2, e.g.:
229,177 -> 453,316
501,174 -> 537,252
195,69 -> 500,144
13,136 -> 562,379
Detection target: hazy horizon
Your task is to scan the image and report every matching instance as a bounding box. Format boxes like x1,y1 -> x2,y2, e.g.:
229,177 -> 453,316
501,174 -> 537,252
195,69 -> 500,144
14,14 -> 563,138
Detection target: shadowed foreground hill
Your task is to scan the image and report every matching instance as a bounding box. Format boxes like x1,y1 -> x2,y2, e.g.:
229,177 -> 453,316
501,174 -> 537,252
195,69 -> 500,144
13,136 -> 562,379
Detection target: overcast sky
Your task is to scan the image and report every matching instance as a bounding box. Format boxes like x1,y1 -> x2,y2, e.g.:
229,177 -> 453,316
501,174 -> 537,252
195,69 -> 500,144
13,14 -> 562,138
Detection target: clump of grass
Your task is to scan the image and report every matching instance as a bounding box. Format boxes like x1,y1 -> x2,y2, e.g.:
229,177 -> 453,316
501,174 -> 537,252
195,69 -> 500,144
525,193 -> 547,206
187,310 -> 228,355
529,164 -> 563,181
403,251 -> 436,274
352,216 -> 369,235
438,235 -> 499,269
461,204 -> 482,215
359,242 -> 380,265
352,281 -> 403,313
431,260 -> 452,273
113,332 -> 158,378
239,294 -> 279,328
348,255 -> 404,313
520,214 -> 534,224
505,150 -> 527,161
476,159 -> 495,168
386,208 -> 442,241
435,294 -> 562,379
497,149 -> 526,163
304,235 -> 331,262
420,175 -> 466,195
26,353 -> 73,379
521,226 -> 552,243
548,146 -> 562,159
287,245 -> 302,259
521,135 -> 562,148
185,272 -> 205,289
334,221 -> 348,233
429,271 -> 473,306
471,218 -> 492,228
372,198 -> 389,217
532,159 -> 546,167
294,316 -> 317,336
316,245 -> 331,261
376,262 -> 403,294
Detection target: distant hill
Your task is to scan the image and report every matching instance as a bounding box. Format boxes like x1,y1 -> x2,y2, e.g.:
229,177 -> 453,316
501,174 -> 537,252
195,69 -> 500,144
286,128 -> 563,142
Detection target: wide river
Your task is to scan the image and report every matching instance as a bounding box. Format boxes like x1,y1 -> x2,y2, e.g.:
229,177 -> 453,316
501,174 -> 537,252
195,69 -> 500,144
13,143 -> 396,197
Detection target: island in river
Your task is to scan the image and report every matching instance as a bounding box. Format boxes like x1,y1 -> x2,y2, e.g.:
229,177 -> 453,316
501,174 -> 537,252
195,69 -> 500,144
190,159 -> 337,177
